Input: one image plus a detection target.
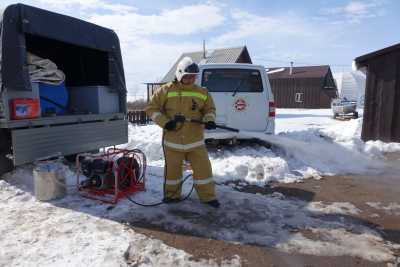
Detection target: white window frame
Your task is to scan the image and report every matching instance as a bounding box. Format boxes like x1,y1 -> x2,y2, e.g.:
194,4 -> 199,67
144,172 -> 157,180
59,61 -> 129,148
295,92 -> 304,103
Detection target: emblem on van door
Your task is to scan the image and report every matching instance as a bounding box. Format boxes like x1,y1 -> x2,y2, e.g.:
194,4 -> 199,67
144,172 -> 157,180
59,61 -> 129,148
234,98 -> 247,112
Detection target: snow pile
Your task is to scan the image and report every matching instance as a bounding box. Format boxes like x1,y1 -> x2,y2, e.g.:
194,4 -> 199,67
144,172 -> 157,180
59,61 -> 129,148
364,141 -> 400,158
366,202 -> 400,216
210,146 -> 300,184
306,201 -> 361,215
278,229 -> 396,262
125,124 -> 163,162
124,239 -> 240,267
244,130 -> 385,177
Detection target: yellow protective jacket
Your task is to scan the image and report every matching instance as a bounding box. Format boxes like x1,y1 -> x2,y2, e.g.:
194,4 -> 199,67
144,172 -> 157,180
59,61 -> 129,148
145,81 -> 216,151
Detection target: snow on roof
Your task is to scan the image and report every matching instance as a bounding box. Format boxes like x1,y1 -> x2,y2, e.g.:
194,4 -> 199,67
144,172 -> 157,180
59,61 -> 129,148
267,65 -> 331,79
266,67 -> 285,74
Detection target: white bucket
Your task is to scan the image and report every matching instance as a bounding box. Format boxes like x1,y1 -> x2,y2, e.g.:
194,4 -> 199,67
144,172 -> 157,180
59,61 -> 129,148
33,162 -> 66,201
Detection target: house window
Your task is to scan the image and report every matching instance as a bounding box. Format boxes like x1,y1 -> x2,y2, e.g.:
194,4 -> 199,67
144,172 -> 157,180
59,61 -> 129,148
295,93 -> 304,103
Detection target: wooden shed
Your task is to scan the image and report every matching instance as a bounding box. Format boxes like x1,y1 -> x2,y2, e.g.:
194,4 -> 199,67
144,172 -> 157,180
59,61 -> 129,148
355,43 -> 400,142
267,65 -> 338,108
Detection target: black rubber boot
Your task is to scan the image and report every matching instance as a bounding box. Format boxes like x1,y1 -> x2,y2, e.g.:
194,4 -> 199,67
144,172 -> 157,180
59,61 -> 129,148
205,199 -> 220,208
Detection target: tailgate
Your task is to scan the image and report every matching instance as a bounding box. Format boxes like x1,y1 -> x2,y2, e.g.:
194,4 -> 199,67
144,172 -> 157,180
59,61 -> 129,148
11,120 -> 128,165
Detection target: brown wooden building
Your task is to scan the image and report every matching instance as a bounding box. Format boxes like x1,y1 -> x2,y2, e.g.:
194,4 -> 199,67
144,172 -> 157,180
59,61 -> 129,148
267,65 -> 338,108
355,43 -> 400,142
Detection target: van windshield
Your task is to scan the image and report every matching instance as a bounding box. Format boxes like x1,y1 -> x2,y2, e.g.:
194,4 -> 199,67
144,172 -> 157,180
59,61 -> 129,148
201,69 -> 263,92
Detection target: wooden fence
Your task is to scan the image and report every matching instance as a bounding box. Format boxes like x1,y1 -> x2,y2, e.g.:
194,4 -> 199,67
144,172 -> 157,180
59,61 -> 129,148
127,110 -> 151,125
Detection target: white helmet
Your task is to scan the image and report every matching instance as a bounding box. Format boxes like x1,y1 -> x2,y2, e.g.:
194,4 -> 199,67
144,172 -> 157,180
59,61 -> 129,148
175,57 -> 199,82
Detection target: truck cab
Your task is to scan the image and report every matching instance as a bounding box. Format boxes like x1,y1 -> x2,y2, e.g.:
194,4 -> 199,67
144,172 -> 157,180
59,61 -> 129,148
197,63 -> 275,140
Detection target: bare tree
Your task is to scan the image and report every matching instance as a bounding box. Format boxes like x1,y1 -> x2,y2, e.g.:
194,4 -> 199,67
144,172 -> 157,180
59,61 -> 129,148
127,99 -> 147,111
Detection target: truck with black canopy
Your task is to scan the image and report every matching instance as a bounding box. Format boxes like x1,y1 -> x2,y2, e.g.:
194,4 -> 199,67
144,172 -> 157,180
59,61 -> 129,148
0,4 -> 128,175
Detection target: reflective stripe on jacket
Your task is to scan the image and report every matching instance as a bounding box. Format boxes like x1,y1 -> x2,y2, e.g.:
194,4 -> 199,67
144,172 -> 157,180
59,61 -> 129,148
145,81 -> 216,151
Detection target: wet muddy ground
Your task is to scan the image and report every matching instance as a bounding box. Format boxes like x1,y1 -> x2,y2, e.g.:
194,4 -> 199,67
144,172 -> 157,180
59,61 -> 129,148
129,174 -> 400,267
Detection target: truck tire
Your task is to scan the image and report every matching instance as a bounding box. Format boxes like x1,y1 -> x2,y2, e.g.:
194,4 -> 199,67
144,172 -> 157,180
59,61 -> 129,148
0,129 -> 14,177
353,111 -> 359,119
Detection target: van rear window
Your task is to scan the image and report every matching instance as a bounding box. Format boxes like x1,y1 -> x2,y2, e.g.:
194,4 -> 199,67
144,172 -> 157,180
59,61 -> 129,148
201,69 -> 263,93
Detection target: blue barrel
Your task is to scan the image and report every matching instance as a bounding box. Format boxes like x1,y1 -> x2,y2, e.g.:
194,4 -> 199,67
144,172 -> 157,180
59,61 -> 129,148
38,82 -> 69,115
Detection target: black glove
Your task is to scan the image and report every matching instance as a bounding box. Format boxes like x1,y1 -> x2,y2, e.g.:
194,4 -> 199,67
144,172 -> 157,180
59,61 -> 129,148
164,120 -> 177,131
174,114 -> 186,123
205,121 -> 217,130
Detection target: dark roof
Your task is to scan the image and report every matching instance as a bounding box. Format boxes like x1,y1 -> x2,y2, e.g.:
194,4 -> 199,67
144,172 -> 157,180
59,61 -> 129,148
267,65 -> 331,79
161,46 -> 251,83
355,42 -> 400,67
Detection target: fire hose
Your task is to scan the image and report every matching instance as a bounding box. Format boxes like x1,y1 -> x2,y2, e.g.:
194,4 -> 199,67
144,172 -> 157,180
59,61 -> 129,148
187,118 -> 240,132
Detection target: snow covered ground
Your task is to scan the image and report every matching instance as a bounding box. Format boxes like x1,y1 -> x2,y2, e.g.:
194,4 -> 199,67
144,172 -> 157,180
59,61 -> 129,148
1,108 -> 400,266
0,167 -> 241,267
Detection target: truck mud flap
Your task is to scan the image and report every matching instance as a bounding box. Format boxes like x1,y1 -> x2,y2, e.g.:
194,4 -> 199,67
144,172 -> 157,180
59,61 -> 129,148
11,120 -> 128,166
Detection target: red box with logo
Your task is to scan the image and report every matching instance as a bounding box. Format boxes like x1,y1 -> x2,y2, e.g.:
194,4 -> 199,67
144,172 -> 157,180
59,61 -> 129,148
10,98 -> 41,120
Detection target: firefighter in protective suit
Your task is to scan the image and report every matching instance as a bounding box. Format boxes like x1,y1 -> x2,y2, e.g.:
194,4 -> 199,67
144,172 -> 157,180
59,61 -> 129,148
145,57 -> 220,208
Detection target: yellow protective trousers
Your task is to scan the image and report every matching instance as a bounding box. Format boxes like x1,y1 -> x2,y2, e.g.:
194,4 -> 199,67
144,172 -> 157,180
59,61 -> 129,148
164,146 -> 216,202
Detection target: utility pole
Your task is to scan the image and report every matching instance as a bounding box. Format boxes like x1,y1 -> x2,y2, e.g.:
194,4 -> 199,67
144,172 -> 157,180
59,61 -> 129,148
203,39 -> 206,59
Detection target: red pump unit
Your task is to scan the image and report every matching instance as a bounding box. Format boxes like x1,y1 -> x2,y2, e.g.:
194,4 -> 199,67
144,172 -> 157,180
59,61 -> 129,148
76,148 -> 146,204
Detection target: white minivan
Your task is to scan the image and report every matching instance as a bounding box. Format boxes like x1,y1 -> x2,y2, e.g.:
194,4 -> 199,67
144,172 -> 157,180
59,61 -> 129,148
196,63 -> 275,140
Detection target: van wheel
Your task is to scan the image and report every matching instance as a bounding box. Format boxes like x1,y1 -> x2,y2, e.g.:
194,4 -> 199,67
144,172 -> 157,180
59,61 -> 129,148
0,129 -> 14,177
353,112 -> 359,119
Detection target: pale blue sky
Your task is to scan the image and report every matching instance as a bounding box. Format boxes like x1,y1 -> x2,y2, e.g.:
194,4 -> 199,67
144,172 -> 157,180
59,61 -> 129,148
1,0 -> 398,99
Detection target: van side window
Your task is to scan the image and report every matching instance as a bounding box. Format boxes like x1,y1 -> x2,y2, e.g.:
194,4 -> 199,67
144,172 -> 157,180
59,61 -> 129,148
202,69 -> 263,93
